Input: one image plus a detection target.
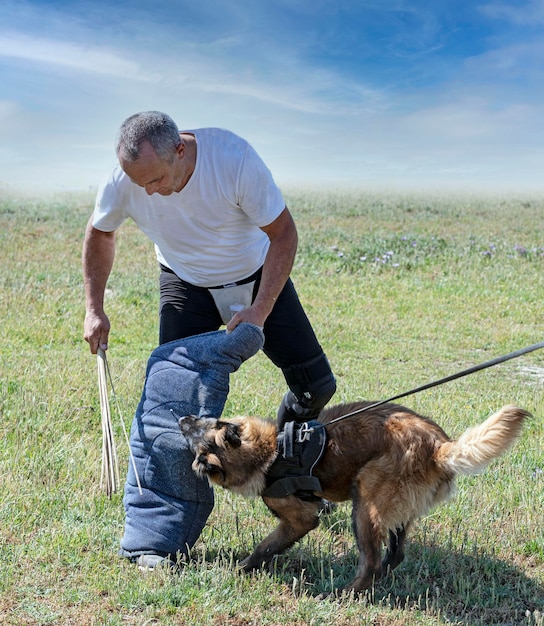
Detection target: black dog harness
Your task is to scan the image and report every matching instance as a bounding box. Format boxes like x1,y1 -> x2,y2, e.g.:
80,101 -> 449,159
262,420 -> 327,500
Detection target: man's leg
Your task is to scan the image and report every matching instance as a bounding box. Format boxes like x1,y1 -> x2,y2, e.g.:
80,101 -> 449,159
260,278 -> 336,428
159,265 -> 336,424
159,266 -> 222,344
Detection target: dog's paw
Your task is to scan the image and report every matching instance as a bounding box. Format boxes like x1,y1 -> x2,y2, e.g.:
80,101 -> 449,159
238,556 -> 256,572
238,554 -> 269,573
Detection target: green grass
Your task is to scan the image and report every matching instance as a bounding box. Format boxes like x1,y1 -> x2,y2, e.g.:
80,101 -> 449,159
0,188 -> 543,625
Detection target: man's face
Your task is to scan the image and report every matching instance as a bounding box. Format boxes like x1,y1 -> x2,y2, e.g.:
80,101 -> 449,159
120,141 -> 184,196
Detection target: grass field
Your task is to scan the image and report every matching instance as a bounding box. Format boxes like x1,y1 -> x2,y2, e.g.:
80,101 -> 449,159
0,188 -> 543,625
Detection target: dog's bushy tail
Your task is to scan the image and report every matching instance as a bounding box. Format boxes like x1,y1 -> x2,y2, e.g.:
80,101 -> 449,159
435,405 -> 530,475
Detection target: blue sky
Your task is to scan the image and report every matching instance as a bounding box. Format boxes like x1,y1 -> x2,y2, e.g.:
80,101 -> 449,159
1,0 -> 543,192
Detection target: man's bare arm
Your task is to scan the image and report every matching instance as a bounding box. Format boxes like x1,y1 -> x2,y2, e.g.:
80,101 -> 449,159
82,216 -> 116,353
226,207 -> 297,331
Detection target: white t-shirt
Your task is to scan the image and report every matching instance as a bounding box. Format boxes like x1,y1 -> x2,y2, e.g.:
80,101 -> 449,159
93,128 -> 285,287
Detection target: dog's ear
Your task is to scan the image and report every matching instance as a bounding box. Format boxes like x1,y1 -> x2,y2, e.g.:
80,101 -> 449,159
179,415 -> 218,441
178,415 -> 197,431
216,421 -> 242,448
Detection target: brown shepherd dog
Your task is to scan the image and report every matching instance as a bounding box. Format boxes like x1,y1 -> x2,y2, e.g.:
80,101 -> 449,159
179,401 -> 529,594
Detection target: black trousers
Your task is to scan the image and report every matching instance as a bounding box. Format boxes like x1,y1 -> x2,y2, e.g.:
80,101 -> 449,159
158,265 -> 325,371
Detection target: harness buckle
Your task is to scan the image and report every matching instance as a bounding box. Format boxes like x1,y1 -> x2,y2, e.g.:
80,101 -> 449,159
296,422 -> 314,443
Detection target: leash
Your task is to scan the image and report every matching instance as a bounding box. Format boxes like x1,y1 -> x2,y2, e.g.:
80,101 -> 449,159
97,348 -> 143,496
326,340 -> 544,427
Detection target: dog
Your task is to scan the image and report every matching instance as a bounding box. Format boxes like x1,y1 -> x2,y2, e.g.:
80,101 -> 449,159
179,401 -> 529,594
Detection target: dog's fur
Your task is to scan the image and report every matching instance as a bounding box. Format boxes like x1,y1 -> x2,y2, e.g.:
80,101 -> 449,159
179,401 -> 529,593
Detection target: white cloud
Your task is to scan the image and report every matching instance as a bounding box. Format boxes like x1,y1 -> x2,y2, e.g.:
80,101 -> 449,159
0,1 -> 542,191
479,0 -> 544,25
0,32 -> 152,80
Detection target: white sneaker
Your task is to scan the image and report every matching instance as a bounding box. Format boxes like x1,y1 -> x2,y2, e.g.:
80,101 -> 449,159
136,554 -> 176,571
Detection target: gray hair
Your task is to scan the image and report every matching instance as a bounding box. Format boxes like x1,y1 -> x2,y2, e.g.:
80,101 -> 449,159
116,111 -> 181,163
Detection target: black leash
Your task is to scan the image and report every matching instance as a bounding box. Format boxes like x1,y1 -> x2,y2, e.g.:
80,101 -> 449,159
327,340 -> 544,427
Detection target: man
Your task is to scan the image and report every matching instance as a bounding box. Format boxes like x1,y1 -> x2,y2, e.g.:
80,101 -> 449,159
83,111 -> 336,426
82,112 -> 336,567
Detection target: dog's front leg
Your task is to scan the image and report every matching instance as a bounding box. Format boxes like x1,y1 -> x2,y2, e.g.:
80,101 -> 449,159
240,496 -> 320,571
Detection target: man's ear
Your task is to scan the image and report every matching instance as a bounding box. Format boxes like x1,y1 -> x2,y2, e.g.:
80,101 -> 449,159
217,421 -> 242,448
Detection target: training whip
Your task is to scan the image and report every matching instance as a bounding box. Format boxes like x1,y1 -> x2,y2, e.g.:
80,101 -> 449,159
97,348 -> 143,497
327,340 -> 544,426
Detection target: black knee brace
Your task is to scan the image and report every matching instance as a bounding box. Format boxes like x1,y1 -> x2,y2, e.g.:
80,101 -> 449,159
276,353 -> 336,429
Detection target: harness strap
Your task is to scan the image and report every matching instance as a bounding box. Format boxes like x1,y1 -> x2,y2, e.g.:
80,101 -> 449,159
262,420 -> 327,499
282,420 -> 295,458
262,475 -> 323,498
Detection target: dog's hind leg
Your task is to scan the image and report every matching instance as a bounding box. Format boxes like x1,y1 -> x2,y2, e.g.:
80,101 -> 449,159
339,493 -> 387,593
240,496 -> 320,571
381,524 -> 408,573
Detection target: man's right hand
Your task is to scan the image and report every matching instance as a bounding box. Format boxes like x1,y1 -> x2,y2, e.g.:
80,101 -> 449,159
84,309 -> 111,354
82,219 -> 116,354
